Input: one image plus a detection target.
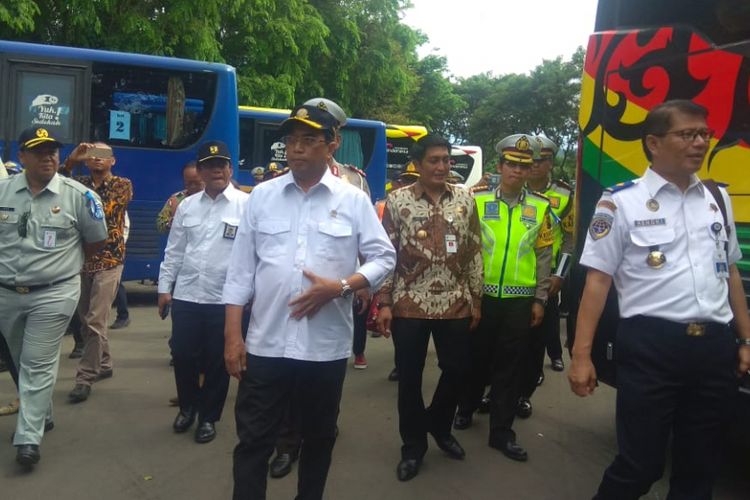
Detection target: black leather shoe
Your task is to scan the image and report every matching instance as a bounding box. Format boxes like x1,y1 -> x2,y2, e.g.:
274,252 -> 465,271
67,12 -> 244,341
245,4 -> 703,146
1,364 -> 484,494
388,367 -> 399,381
432,434 -> 465,460
516,398 -> 532,419
453,413 -> 472,430
551,358 -> 565,371
95,369 -> 113,381
194,421 -> 216,443
490,439 -> 528,462
477,395 -> 491,414
68,384 -> 91,403
269,452 -> 297,478
172,409 -> 196,433
396,458 -> 421,481
16,444 -> 40,466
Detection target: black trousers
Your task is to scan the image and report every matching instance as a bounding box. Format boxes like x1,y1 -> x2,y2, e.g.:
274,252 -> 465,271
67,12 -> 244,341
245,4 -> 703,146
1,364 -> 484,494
170,299 -> 230,423
352,298 -> 368,357
392,317 -> 470,460
520,298 -> 561,399
458,296 -> 532,443
275,301 -> 365,457
233,354 -> 347,500
113,281 -> 129,321
595,316 -> 738,500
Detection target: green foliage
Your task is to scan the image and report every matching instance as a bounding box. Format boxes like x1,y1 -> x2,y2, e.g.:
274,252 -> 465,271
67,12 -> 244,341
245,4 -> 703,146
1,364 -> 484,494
1,0 -> 584,177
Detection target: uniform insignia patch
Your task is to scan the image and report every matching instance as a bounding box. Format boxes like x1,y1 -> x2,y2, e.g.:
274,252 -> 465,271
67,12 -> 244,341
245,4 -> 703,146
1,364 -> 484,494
589,213 -> 613,240
549,196 -> 560,209
484,201 -> 499,219
36,128 -> 49,138
209,145 -> 218,154
85,191 -> 104,220
521,205 -> 537,223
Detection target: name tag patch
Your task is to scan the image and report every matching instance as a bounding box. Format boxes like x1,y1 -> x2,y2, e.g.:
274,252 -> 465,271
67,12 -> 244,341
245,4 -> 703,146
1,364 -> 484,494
634,218 -> 666,227
223,223 -> 238,240
44,230 -> 57,248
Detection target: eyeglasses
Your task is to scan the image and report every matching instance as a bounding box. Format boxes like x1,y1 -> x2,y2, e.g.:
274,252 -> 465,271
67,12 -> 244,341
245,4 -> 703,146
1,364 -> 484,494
18,211 -> 30,238
281,135 -> 326,148
659,128 -> 714,143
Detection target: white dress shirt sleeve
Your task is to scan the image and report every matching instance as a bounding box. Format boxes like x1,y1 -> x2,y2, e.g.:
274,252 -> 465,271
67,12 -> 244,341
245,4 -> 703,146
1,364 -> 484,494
579,192 -> 624,277
222,193 -> 257,305
157,201 -> 188,294
353,191 -> 396,290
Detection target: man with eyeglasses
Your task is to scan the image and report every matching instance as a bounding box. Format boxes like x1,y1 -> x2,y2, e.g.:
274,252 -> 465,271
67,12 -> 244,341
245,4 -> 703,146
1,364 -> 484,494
569,99 -> 750,499
223,102 -> 395,500
0,127 -> 107,467
454,134 -> 554,463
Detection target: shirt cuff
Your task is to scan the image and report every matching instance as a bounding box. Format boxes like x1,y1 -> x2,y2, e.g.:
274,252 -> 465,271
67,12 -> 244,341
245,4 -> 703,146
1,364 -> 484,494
222,283 -> 254,305
157,281 -> 173,294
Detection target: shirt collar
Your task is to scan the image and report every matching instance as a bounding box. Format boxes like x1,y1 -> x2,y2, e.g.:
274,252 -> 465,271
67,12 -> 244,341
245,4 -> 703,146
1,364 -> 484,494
200,182 -> 237,202
411,181 -> 454,202
283,165 -> 337,194
15,172 -> 61,194
643,167 -> 702,196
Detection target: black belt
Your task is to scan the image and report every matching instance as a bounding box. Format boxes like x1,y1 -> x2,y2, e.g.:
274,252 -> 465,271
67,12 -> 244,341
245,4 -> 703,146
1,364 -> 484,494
624,315 -> 728,337
0,274 -> 78,294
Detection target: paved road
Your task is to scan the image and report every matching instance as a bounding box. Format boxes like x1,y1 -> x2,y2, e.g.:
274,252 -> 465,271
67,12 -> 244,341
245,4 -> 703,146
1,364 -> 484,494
1,284 -> 748,499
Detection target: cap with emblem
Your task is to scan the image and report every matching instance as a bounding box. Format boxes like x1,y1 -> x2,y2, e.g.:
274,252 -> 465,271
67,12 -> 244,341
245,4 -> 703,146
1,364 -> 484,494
18,127 -> 64,151
197,140 -> 231,164
534,136 -> 558,160
4,161 -> 22,175
303,98 -> 347,127
251,166 -> 265,176
279,104 -> 339,136
495,134 -> 535,164
399,162 -> 420,180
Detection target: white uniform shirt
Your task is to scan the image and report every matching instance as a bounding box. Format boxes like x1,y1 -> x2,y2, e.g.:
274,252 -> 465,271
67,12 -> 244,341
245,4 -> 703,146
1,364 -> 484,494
158,183 -> 249,304
580,168 -> 740,323
222,168 -> 396,362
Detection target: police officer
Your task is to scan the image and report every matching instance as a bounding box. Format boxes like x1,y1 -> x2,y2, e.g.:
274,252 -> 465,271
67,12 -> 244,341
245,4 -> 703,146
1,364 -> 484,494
0,127 -> 107,467
516,135 -> 575,418
454,134 -> 554,462
569,100 -> 750,499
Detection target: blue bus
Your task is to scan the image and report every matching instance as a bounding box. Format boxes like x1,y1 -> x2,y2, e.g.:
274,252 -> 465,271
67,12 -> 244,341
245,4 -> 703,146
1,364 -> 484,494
238,106 -> 387,202
0,40 -> 239,281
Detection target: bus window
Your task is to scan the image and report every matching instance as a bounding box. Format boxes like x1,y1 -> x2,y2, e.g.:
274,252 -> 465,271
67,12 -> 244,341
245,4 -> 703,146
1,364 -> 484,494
90,63 -> 217,149
238,106 -> 387,200
13,71 -> 77,143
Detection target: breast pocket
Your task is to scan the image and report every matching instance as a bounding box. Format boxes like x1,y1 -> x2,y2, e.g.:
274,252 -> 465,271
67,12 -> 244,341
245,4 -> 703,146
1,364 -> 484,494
629,227 -> 675,248
0,213 -> 19,237
315,221 -> 354,260
181,216 -> 202,242
40,214 -> 77,246
257,219 -> 291,257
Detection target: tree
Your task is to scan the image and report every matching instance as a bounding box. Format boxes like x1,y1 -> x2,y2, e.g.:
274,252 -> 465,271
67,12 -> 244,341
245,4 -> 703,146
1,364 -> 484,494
407,54 -> 466,138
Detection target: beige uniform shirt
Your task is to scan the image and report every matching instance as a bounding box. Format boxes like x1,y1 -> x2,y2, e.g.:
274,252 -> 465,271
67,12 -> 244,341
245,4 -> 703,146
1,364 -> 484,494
0,173 -> 108,285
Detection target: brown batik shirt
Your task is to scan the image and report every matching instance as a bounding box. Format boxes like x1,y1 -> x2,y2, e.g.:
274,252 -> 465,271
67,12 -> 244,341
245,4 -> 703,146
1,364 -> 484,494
74,175 -> 133,273
379,182 -> 483,319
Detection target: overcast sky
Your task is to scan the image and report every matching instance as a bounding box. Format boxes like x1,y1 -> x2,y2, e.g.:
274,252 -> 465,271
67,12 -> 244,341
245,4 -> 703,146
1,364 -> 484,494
402,0 -> 599,78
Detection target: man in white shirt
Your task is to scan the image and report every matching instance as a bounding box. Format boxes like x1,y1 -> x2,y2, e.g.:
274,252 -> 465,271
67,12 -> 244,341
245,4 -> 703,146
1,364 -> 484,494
223,103 -> 396,500
569,100 -> 750,499
158,140 -> 249,444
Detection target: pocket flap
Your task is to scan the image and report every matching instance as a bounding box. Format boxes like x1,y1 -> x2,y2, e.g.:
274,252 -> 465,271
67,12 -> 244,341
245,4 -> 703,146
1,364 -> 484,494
182,216 -> 201,228
258,219 -> 291,235
318,221 -> 352,237
630,228 -> 675,247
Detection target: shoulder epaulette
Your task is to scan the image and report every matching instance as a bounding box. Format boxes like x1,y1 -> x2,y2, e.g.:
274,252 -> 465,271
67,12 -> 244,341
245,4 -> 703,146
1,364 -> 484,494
552,179 -> 572,191
526,190 -> 550,202
605,180 -> 636,193
61,176 -> 91,195
716,181 -> 729,188
470,185 -> 492,195
342,164 -> 366,177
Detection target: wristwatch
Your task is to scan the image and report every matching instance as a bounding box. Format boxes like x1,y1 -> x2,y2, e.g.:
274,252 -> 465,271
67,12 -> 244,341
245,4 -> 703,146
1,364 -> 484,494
340,279 -> 354,298
737,337 -> 750,346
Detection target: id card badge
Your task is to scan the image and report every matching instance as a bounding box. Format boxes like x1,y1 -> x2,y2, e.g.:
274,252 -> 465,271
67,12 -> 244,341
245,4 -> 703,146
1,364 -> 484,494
43,230 -> 56,248
445,234 -> 457,254
714,247 -> 729,278
223,223 -> 238,240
